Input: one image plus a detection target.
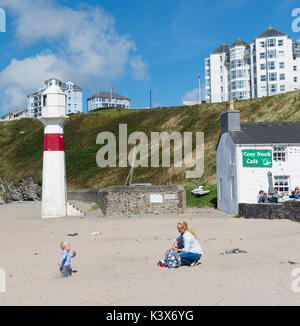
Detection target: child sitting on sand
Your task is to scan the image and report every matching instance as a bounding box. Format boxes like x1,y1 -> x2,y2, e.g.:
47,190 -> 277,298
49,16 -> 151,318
58,241 -> 76,278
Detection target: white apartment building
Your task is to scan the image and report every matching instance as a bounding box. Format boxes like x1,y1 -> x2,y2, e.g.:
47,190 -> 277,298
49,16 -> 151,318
251,27 -> 300,98
88,91 -> 130,111
205,44 -> 230,103
206,27 -> 300,103
27,79 -> 83,118
0,108 -> 28,122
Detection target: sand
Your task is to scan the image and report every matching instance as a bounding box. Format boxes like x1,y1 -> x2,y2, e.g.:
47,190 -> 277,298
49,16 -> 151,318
0,201 -> 300,306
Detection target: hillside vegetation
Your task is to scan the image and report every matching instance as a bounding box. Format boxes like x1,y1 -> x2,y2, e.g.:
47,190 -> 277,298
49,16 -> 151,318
0,90 -> 300,193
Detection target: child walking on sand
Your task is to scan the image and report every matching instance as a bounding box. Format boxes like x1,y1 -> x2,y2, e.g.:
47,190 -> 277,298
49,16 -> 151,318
58,241 -> 76,278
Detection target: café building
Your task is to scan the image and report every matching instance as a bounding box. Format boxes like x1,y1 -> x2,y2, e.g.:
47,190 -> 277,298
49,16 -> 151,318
216,109 -> 300,215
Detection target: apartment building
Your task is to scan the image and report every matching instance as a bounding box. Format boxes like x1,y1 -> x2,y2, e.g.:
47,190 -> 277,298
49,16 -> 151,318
87,91 -> 130,111
27,78 -> 83,118
205,27 -> 300,103
0,109 -> 28,122
205,44 -> 230,103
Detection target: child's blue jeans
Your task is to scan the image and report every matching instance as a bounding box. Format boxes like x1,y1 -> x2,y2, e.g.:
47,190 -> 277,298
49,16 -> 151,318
60,266 -> 72,278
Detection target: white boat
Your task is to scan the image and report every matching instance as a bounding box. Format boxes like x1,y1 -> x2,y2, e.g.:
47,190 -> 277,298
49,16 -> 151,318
191,186 -> 210,196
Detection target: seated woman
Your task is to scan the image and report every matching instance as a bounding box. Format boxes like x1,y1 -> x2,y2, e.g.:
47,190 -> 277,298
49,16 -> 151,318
158,221 -> 203,267
290,187 -> 300,198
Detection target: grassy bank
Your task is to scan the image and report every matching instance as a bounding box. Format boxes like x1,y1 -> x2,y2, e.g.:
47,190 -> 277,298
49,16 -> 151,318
0,90 -> 300,200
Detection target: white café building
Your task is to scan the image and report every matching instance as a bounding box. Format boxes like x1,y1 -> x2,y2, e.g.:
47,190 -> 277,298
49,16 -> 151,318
216,109 -> 300,215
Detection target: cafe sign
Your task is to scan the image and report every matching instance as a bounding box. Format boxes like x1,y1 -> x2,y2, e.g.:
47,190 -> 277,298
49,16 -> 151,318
242,149 -> 272,167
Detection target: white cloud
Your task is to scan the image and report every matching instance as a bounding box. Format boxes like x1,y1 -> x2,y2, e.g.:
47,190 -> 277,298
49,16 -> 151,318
181,88 -> 199,102
130,55 -> 149,81
181,83 -> 206,104
0,0 -> 148,113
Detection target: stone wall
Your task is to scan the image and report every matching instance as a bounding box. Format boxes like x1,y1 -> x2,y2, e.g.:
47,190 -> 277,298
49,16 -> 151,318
239,201 -> 300,222
68,185 -> 186,217
0,177 -> 42,204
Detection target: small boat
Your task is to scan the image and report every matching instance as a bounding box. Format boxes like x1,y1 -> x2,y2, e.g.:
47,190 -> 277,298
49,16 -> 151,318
191,186 -> 210,196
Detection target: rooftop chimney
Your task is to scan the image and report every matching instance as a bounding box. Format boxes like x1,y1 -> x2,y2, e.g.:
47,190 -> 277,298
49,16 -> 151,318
220,109 -> 240,133
225,100 -> 234,111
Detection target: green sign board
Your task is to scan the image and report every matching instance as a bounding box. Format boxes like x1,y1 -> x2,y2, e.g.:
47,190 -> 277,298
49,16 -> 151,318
242,149 -> 273,167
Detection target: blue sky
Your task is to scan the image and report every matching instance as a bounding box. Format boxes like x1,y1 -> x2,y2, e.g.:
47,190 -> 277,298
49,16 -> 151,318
0,0 -> 299,114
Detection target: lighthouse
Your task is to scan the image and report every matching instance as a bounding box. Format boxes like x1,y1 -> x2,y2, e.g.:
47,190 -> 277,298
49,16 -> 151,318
39,79 -> 69,218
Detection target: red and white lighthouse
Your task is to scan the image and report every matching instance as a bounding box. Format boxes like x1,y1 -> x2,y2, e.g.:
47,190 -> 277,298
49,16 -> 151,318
40,79 -> 69,218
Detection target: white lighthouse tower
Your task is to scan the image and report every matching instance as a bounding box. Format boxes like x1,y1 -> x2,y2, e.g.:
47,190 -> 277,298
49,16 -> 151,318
39,79 -> 69,218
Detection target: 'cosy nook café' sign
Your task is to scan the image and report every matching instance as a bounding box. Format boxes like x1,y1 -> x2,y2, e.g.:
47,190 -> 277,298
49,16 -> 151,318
242,149 -> 273,167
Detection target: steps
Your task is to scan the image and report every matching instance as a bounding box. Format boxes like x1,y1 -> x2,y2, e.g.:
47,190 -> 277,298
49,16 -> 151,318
66,202 -> 85,217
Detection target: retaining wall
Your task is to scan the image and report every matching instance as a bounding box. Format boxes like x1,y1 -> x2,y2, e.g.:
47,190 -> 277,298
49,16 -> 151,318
68,185 -> 186,217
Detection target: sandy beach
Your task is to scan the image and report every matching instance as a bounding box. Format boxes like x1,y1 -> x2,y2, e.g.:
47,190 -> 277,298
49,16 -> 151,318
0,201 -> 300,306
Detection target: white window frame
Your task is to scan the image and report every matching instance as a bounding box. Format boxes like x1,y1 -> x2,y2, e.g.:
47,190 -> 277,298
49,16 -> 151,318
273,146 -> 286,162
274,176 -> 290,194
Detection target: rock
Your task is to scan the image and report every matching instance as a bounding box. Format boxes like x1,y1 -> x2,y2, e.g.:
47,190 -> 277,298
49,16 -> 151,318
0,177 -> 42,203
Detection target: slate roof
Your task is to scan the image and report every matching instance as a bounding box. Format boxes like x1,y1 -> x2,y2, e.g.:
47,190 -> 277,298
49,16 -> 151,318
88,91 -> 130,101
251,27 -> 289,42
229,122 -> 300,144
230,38 -> 249,47
210,43 -> 229,55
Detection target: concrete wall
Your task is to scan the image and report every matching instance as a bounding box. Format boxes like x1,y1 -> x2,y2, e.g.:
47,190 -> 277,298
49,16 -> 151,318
68,185 -> 186,217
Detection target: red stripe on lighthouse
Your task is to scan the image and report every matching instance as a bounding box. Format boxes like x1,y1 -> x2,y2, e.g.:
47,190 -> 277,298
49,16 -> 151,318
44,133 -> 65,151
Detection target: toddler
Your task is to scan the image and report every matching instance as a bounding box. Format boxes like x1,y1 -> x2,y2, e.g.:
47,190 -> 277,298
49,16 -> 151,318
58,241 -> 76,278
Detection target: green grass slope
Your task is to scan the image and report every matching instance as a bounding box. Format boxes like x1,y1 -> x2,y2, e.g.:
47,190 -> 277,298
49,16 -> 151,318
1,91 -> 300,197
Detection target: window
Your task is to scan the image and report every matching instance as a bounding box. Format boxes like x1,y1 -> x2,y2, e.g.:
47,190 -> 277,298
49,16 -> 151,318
269,84 -> 277,93
278,50 -> 284,58
268,38 -> 276,47
280,73 -> 285,81
274,176 -> 290,194
261,75 -> 266,82
237,80 -> 245,89
294,66 -> 297,72
279,62 -> 285,69
42,95 -> 47,107
260,63 -> 266,70
236,70 -> 245,78
269,72 -> 277,81
278,40 -> 284,46
268,49 -> 276,58
295,77 -> 298,83
273,146 -> 286,162
260,52 -> 265,59
261,85 -> 267,93
268,61 -> 276,70
260,41 -> 265,48
280,85 -> 285,92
